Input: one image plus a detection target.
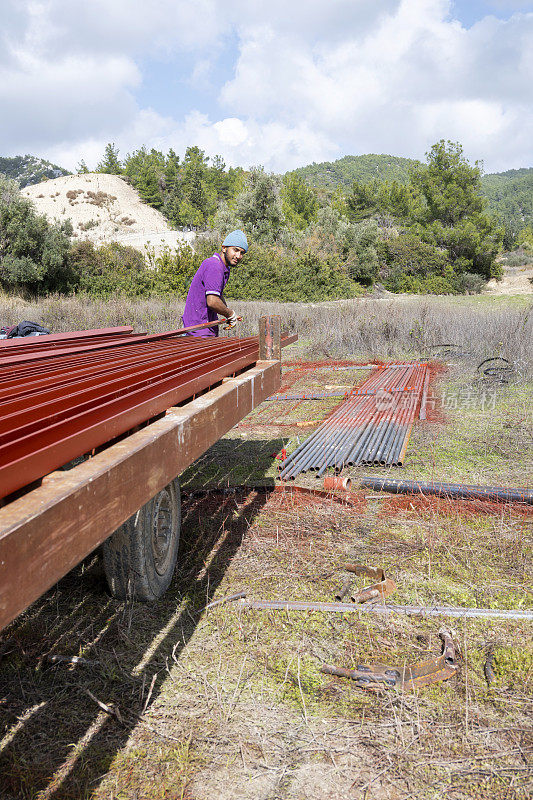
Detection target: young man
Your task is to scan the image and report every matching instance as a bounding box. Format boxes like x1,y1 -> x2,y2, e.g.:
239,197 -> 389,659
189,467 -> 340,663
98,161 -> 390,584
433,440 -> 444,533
182,230 -> 248,337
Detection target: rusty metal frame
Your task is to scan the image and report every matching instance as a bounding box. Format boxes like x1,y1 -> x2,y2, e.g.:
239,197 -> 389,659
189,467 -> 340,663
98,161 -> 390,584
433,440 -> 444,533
0,360 -> 280,633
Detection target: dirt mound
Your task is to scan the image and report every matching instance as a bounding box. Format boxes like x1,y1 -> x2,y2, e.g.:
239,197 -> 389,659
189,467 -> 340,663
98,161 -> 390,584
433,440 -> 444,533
21,173 -> 195,256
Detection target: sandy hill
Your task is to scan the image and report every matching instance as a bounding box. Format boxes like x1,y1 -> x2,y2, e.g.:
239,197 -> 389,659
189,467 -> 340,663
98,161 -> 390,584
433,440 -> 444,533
21,173 -> 195,255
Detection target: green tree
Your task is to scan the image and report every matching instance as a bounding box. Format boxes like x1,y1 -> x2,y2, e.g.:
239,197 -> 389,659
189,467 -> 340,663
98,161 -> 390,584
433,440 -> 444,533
346,179 -> 422,222
96,142 -> 122,174
281,173 -> 318,229
177,146 -> 216,227
412,140 -> 484,225
233,167 -> 285,241
0,176 -> 74,293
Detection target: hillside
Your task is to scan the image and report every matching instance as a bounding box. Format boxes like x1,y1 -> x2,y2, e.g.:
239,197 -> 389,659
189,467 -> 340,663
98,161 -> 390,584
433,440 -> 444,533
481,167 -> 533,233
0,154 -> 70,187
291,154 -> 420,189
291,154 -> 533,230
21,173 -> 194,255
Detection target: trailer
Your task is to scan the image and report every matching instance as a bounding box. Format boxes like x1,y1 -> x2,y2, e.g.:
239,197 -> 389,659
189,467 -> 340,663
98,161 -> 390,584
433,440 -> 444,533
0,317 -> 293,633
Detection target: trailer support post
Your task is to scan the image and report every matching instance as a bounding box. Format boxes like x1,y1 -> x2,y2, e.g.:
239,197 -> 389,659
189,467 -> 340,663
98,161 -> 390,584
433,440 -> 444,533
259,316 -> 281,361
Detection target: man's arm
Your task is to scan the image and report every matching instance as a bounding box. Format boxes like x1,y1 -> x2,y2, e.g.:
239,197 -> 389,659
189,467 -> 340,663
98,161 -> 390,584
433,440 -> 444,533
206,294 -> 233,319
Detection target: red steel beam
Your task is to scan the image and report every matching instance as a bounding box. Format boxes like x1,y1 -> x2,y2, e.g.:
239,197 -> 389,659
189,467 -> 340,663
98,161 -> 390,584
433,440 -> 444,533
0,360 -> 281,632
0,336 -> 260,402
0,332 -> 296,500
0,340 -> 260,440
0,325 -> 135,350
0,345 -> 259,499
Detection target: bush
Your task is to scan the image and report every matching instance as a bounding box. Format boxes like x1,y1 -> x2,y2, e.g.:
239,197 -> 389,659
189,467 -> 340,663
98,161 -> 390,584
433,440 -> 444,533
377,235 -> 450,292
392,274 -> 457,294
0,175 -> 74,293
150,245 -> 201,297
455,272 -> 486,294
500,250 -> 533,267
223,244 -> 362,302
69,241 -> 153,297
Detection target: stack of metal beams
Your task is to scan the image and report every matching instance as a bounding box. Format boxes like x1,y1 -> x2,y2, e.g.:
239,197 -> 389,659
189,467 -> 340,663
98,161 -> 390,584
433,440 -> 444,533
0,325 -> 136,353
279,363 -> 428,480
0,325 -> 287,501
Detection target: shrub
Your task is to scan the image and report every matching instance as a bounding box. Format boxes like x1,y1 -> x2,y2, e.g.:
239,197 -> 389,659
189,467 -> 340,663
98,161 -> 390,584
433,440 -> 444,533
0,175 -> 74,293
69,241 -> 153,297
377,235 -> 450,292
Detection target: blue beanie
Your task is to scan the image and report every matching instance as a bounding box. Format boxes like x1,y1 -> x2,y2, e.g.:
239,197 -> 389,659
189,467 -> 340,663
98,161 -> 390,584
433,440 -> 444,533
223,229 -> 248,252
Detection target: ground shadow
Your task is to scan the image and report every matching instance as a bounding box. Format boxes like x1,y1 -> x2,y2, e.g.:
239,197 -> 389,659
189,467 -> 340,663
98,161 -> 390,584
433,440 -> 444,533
0,437 -> 287,799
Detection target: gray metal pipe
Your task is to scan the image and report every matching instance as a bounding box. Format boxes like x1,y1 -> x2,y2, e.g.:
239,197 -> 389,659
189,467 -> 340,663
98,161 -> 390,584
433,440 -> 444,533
240,599 -> 533,620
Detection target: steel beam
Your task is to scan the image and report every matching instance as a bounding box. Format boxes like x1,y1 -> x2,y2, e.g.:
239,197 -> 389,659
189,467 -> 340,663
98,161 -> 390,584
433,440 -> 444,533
0,360 -> 280,633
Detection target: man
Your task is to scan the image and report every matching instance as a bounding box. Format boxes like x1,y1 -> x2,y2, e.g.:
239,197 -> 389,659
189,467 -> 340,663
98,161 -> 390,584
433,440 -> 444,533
182,230 -> 248,337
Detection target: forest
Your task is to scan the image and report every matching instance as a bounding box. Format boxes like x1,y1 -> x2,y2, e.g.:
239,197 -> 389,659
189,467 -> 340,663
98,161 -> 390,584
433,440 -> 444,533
1,140 -> 532,300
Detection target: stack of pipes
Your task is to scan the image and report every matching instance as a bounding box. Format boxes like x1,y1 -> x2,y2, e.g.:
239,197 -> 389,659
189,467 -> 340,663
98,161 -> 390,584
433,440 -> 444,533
279,363 -> 428,480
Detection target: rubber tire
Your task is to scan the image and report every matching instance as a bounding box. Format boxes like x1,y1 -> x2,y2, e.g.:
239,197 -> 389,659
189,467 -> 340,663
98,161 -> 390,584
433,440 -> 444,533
103,478 -> 181,601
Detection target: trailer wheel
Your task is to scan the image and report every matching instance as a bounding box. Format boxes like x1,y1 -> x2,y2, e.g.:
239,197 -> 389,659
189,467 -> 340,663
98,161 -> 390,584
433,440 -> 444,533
103,478 -> 181,601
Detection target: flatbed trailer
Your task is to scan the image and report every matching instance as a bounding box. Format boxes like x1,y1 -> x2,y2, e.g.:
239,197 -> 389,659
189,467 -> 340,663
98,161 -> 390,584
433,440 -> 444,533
0,317 -> 291,633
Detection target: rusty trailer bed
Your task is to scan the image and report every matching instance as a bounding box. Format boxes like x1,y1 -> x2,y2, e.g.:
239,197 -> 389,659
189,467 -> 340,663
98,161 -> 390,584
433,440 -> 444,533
0,358 -> 280,633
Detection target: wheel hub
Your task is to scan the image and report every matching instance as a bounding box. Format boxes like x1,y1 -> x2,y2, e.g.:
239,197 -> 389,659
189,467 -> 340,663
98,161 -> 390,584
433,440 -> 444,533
151,489 -> 174,576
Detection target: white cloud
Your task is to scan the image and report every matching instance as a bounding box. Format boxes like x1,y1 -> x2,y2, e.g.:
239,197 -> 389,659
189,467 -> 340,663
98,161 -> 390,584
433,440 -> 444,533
219,0 -> 533,170
1,0 -> 531,173
213,118 -> 248,147
23,0 -> 225,58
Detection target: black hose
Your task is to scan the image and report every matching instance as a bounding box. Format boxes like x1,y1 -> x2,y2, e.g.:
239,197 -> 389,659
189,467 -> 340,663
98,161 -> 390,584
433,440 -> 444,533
360,477 -> 533,505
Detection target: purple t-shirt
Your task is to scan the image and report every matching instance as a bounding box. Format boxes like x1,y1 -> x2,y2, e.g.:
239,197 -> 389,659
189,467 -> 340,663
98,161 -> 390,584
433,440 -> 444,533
182,253 -> 230,337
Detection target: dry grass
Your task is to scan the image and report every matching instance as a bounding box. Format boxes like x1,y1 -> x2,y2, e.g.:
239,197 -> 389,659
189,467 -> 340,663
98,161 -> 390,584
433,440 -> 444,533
0,297 -> 532,798
1,293 -> 532,374
0,487 -> 531,799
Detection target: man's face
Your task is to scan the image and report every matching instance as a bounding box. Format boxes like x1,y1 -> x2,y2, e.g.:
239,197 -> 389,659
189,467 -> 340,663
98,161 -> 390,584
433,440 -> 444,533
222,246 -> 245,266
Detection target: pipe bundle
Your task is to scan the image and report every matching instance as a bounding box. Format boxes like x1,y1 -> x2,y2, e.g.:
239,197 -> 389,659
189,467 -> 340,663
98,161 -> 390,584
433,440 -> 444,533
279,363 -> 428,480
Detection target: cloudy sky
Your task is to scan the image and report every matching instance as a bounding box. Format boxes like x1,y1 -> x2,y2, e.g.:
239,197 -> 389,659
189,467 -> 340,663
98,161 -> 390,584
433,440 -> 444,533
1,0 -> 532,174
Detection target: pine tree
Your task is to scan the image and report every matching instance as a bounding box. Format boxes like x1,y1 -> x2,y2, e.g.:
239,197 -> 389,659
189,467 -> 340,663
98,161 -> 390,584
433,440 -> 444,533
96,143 -> 122,174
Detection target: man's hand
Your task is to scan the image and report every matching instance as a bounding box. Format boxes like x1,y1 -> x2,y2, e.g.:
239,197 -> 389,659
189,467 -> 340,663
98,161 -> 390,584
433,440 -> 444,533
225,311 -> 239,329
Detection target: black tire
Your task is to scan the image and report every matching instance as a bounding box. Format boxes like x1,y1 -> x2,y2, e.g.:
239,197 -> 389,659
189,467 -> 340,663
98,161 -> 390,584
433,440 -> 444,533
103,478 -> 181,601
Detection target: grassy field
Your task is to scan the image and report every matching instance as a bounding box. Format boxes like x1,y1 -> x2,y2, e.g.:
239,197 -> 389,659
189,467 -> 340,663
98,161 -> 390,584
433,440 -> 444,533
0,294 -> 531,799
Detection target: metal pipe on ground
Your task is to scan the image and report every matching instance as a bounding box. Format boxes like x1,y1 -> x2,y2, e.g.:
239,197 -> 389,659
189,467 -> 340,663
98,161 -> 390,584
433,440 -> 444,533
359,477 -> 533,505
279,362 -> 428,479
279,393 -> 371,479
239,599 -> 533,620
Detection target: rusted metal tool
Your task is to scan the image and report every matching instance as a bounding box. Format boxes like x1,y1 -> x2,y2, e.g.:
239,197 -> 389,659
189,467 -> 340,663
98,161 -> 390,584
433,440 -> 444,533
345,563 -> 397,603
321,628 -> 458,691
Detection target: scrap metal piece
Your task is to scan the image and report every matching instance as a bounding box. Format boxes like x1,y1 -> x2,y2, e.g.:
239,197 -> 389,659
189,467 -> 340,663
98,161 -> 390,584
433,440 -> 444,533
321,628 -> 458,692
324,476 -> 352,491
321,663 -> 399,688
344,563 -> 397,603
334,579 -> 354,602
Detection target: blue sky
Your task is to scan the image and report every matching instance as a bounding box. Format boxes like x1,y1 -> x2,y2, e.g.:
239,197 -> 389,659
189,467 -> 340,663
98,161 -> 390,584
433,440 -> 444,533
452,0 -> 532,26
1,1 -> 531,173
